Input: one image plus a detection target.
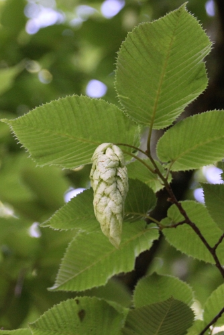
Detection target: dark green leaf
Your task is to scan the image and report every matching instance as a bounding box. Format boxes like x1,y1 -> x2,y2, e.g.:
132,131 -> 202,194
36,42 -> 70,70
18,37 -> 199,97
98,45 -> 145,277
30,297 -> 126,335
122,298 -> 194,335
202,183 -> 224,231
133,273 -> 193,308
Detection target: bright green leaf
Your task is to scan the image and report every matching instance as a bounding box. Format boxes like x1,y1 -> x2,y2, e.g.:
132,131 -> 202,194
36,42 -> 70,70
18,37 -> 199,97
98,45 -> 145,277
157,111 -> 224,171
122,298 -> 194,335
203,283 -> 224,327
202,183 -> 224,231
30,297 -> 126,335
0,330 -> 31,335
42,189 -> 98,231
133,273 -> 193,308
115,4 -> 211,129
43,179 -> 156,230
50,222 -> 159,291
162,201 -> 224,263
2,96 -> 140,169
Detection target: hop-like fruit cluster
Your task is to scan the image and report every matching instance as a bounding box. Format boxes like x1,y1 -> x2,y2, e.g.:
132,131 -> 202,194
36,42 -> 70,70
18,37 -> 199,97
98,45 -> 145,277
90,143 -> 128,248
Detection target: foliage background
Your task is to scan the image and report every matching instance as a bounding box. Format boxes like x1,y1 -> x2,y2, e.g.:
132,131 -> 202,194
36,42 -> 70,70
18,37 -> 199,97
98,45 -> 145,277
0,0 -> 224,330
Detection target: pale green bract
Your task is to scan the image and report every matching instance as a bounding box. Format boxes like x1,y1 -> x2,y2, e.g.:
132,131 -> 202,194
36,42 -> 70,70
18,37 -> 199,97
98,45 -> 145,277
90,143 -> 128,248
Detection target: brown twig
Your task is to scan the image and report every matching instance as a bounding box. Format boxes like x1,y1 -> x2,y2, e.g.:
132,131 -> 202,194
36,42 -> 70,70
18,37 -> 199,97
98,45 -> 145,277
160,220 -> 186,229
199,306 -> 224,335
147,154 -> 224,278
213,233 -> 224,252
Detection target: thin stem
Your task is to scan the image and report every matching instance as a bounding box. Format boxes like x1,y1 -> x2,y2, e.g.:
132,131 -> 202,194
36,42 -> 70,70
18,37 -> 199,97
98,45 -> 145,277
126,212 -> 161,226
159,220 -> 186,229
147,154 -> 224,278
147,125 -> 153,154
213,233 -> 224,252
165,182 -> 224,277
121,150 -> 156,174
199,307 -> 224,335
116,143 -> 149,158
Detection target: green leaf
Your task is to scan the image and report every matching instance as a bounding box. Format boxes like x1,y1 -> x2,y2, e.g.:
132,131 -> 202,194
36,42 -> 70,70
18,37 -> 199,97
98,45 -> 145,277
124,179 -> 157,222
186,320 -> 209,335
43,179 -> 156,230
79,278 -> 131,308
50,222 -> 159,291
122,298 -> 194,335
2,96 -> 140,169
133,273 -> 193,308
162,201 -> 224,263
0,64 -> 23,96
30,297 -> 126,335
127,159 -> 171,192
157,111 -> 224,171
0,330 -> 31,335
203,283 -> 224,327
115,4 -> 211,129
42,189 -> 98,231
202,183 -> 224,231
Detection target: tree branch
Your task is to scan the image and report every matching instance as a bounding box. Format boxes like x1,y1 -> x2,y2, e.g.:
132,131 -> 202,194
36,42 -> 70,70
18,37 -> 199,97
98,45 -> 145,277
199,306 -> 224,335
147,154 -> 224,278
213,233 -> 224,252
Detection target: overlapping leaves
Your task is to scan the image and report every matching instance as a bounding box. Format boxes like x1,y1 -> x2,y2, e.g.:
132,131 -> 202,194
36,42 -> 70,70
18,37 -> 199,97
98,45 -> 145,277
50,223 -> 158,292
2,96 -> 140,169
162,201 -> 224,263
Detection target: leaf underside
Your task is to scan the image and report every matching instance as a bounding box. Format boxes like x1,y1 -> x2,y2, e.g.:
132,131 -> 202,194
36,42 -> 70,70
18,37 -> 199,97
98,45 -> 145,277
44,179 -> 156,230
127,159 -> 172,192
157,111 -> 224,171
50,222 -> 159,292
115,4 -> 211,129
162,201 -> 224,264
2,96 -> 140,169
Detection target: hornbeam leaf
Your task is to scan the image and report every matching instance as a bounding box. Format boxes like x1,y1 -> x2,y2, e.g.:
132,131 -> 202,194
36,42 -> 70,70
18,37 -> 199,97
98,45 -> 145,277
133,273 -> 193,308
43,179 -> 156,231
162,201 -> 224,264
30,297 -> 126,335
0,330 -> 31,335
124,179 -> 157,222
50,222 -> 158,291
202,183 -> 224,231
127,159 -> 172,192
157,111 -> 224,171
2,96 -> 140,169
186,320 -> 209,335
41,189 -> 98,231
122,298 -> 194,335
203,284 -> 224,327
115,4 -> 211,129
